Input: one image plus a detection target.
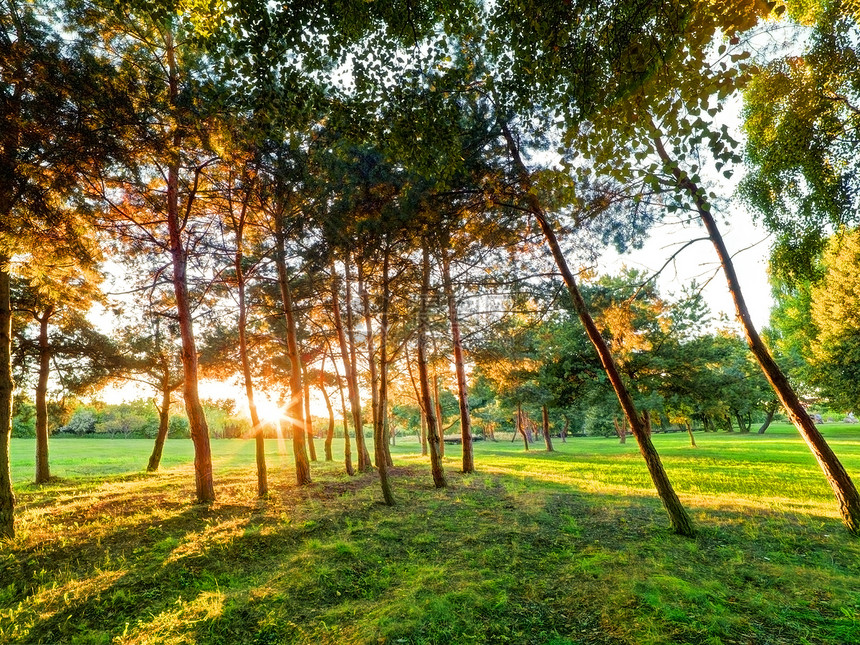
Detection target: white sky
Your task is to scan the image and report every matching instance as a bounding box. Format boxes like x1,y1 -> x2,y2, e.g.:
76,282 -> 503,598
601,206 -> 773,331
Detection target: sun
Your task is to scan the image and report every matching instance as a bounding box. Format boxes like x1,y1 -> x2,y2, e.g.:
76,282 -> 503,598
252,396 -> 284,426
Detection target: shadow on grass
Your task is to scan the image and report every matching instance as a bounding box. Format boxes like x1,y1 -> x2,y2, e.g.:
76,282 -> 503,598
2,463 -> 860,645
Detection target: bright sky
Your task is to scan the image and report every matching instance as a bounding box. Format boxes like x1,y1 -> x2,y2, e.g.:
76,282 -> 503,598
602,205 -> 773,331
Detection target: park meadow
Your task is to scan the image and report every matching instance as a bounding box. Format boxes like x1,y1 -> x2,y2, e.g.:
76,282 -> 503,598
3,425 -> 860,645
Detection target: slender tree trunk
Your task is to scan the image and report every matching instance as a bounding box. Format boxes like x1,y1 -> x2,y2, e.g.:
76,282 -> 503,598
652,126 -> 860,534
274,218 -> 311,486
432,369 -> 445,457
0,262 -> 15,538
517,404 -> 530,451
235,231 -> 267,496
441,249 -> 474,472
542,405 -> 554,452
372,246 -> 394,504
334,256 -> 370,470
502,123 -> 693,536
418,240 -> 446,488
614,417 -> 627,444
561,416 -> 569,442
332,357 -> 354,475
378,246 -> 394,469
686,421 -> 697,448
147,368 -> 174,472
302,362 -> 317,461
319,372 -> 335,462
358,260 -> 383,469
165,32 -> 214,504
405,347 -> 428,456
34,306 -> 53,484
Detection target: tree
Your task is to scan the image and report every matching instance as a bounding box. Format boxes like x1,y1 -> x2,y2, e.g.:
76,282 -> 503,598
809,229 -> 860,412
82,3 -> 240,503
742,0 -> 860,282
1,0 -> 128,535
498,122 -> 694,536
498,0 -> 860,534
12,264 -> 114,483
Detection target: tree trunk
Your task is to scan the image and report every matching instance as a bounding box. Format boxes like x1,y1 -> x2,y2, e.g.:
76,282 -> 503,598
274,217 -> 311,486
614,417 -> 627,444
165,32 -> 214,504
686,421 -> 697,448
334,256 -> 370,471
502,123 -> 693,536
517,404 -> 530,451
301,362 -> 317,461
758,401 -> 777,434
319,370 -> 335,462
372,246 -> 395,504
561,416 -> 569,442
34,306 -> 53,484
432,370 -> 445,457
0,262 -> 15,538
378,246 -> 394,470
331,355 -> 354,475
418,240 -> 446,488
420,409 -> 428,455
441,248 -> 474,473
652,125 -> 860,535
357,260 -> 382,469
235,230 -> 267,496
405,346 -> 428,455
147,367 -> 174,472
542,405 -> 554,452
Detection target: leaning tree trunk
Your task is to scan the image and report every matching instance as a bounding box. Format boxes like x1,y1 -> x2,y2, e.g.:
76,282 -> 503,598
685,421 -> 697,448
652,126 -> 860,535
274,218 -> 311,486
502,122 -> 694,536
0,262 -> 15,538
418,240 -> 446,488
34,306 -> 53,484
758,401 -> 777,434
335,256 -> 371,471
441,248 -> 474,473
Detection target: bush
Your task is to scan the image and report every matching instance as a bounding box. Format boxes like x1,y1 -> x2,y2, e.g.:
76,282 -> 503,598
58,409 -> 98,435
12,415 -> 35,438
168,415 -> 190,439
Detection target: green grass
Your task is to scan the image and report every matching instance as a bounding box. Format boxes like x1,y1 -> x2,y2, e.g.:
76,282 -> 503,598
2,424 -> 860,644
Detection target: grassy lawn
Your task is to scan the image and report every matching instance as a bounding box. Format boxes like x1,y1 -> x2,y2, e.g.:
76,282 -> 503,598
2,424 -> 860,644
